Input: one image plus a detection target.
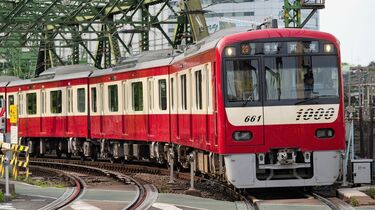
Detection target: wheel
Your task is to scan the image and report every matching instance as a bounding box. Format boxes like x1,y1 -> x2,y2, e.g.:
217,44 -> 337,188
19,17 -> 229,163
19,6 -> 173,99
91,152 -> 98,162
56,149 -> 62,158
80,154 -> 86,161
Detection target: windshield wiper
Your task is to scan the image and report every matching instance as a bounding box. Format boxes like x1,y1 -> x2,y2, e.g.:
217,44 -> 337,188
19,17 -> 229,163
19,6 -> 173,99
295,97 -> 319,105
242,95 -> 253,106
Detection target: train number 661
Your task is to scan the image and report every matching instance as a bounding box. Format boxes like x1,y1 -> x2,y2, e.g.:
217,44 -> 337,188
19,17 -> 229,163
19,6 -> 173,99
244,115 -> 262,123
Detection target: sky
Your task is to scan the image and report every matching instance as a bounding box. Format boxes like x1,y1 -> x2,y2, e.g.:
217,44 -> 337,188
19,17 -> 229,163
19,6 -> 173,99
320,0 -> 375,66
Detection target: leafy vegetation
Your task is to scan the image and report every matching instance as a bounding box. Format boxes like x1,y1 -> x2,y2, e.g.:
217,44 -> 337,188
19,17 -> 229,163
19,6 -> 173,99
350,197 -> 360,206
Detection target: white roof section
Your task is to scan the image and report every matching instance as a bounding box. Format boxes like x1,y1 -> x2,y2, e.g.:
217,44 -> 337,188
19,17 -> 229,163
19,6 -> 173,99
174,27 -> 248,62
8,64 -> 98,87
39,64 -> 98,76
90,49 -> 177,78
0,76 -> 21,88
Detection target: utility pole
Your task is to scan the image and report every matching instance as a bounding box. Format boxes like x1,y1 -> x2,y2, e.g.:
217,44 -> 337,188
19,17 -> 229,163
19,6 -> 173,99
369,93 -> 374,158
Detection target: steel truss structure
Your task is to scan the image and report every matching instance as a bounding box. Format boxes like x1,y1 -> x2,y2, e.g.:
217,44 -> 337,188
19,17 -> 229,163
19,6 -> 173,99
0,0 -> 200,76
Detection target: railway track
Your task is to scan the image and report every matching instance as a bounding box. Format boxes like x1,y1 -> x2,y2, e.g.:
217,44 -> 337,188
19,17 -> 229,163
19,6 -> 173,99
28,157 -> 356,210
29,160 -> 158,210
31,165 -> 85,210
312,192 -> 355,210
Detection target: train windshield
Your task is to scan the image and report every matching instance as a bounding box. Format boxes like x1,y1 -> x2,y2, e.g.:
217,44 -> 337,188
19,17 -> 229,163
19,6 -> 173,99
264,55 -> 339,102
224,55 -> 339,106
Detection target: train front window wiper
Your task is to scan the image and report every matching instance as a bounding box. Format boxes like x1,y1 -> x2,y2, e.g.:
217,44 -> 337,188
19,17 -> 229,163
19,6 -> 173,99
295,96 -> 319,105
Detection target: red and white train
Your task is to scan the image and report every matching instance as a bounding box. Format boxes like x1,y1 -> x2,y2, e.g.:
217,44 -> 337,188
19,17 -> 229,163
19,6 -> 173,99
0,27 -> 345,188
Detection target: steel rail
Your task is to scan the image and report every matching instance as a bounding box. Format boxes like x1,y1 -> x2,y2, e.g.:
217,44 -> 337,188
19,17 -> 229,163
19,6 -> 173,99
30,160 -> 157,210
33,165 -> 85,210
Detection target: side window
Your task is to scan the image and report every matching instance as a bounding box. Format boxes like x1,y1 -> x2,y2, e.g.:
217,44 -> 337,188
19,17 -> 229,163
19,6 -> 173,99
158,79 -> 167,110
26,93 -> 37,115
108,85 -> 118,112
195,70 -> 203,110
180,74 -> 187,110
0,95 -> 3,108
8,95 -> 14,112
132,82 -> 143,111
77,88 -> 85,113
42,90 -> 47,114
171,78 -> 174,109
50,90 -> 62,114
91,87 -> 97,113
67,88 -> 73,113
18,94 -> 23,115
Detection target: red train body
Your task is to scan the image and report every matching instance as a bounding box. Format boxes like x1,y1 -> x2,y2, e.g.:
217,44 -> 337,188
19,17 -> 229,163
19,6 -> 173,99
0,28 -> 345,188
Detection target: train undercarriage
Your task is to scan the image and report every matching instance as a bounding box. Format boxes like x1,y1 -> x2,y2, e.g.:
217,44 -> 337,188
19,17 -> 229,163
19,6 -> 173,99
22,137 -> 342,188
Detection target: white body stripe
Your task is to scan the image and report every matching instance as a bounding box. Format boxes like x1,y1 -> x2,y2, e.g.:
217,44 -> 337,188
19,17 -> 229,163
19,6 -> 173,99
226,104 -> 339,126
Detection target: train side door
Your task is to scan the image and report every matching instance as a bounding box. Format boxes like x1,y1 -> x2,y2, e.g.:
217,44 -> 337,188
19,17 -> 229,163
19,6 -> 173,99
177,70 -> 191,144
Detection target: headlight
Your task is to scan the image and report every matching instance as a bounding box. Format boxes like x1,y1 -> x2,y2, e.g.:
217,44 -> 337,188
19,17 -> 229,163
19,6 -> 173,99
224,47 -> 236,57
232,131 -> 252,141
324,43 -> 334,53
316,128 -> 334,139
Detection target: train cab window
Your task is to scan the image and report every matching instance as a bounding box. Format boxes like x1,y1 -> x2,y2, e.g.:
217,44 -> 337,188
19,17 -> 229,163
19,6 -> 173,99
225,59 -> 259,103
77,88 -> 85,113
50,90 -> 62,113
195,70 -> 203,110
264,56 -> 339,102
108,85 -> 118,112
91,87 -> 97,113
180,74 -> 187,110
132,82 -> 143,111
158,79 -> 167,110
26,93 -> 37,115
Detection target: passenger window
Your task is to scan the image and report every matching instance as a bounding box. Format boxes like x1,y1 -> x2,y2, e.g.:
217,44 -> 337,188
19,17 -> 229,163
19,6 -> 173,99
67,88 -> 73,113
132,82 -> 143,111
0,95 -> 3,108
8,95 -> 14,112
18,94 -> 23,115
91,87 -> 97,113
50,90 -> 62,113
108,85 -> 118,112
158,79 -> 167,110
77,88 -> 85,113
180,75 -> 187,110
195,70 -> 203,110
41,91 -> 46,114
26,93 -> 37,115
171,78 -> 174,109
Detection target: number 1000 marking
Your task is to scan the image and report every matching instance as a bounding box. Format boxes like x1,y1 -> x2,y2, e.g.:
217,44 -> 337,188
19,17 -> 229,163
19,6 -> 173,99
244,115 -> 262,123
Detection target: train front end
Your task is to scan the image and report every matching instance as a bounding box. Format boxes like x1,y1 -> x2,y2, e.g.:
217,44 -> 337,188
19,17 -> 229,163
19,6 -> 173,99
217,29 -> 345,188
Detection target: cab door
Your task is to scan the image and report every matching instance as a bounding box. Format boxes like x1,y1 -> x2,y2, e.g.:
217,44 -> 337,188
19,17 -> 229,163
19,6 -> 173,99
224,58 -> 264,146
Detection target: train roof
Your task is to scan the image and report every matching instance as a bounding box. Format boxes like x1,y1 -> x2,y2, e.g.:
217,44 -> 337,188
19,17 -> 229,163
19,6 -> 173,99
90,49 -> 177,77
8,64 -> 97,87
0,76 -> 21,88
174,27 -> 249,62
